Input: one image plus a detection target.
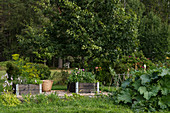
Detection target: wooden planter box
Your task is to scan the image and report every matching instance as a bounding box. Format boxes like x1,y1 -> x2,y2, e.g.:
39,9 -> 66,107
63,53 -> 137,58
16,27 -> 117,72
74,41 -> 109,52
14,84 -> 42,96
67,82 -> 99,93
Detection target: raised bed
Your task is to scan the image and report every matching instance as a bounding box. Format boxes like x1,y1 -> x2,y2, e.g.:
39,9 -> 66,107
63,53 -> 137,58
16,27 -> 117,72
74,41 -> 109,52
67,82 -> 99,93
14,84 -> 42,96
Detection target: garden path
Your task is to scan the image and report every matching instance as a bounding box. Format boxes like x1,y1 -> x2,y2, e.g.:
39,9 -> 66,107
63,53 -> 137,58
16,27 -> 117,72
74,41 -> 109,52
16,90 -> 111,98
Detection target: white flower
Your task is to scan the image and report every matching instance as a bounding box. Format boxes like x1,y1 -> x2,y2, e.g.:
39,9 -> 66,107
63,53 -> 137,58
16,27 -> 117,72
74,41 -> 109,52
7,82 -> 10,86
4,89 -> 6,92
5,73 -> 8,78
13,88 -> 15,90
20,80 -> 22,83
10,82 -> 13,86
3,84 -> 7,88
35,80 -> 37,83
18,77 -> 20,80
11,76 -> 13,80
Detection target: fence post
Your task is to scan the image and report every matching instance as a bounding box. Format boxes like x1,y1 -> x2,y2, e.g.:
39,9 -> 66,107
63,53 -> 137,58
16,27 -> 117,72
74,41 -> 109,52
144,64 -> 146,72
97,82 -> 99,93
16,84 -> 19,96
39,84 -> 42,94
76,82 -> 79,94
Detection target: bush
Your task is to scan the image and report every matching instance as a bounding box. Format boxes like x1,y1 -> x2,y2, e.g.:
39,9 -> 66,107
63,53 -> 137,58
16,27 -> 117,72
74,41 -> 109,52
6,61 -> 21,81
5,54 -> 50,85
113,67 -> 170,112
34,64 -> 51,80
0,91 -> 21,106
0,61 -> 9,70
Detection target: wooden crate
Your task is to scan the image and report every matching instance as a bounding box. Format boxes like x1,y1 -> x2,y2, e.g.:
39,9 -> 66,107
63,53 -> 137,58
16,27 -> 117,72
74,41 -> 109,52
79,83 -> 96,93
67,82 -> 99,93
15,84 -> 42,95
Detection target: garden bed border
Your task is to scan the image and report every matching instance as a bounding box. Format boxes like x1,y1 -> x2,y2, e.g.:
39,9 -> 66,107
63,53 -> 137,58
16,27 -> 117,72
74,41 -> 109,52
16,84 -> 42,96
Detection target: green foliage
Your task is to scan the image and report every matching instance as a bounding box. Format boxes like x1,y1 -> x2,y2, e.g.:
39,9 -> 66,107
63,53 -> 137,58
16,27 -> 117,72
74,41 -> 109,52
113,67 -> 170,112
6,61 -> 21,81
138,11 -> 169,61
34,64 -> 51,80
114,51 -> 155,74
17,0 -> 139,68
5,54 -> 48,85
0,61 -> 9,70
1,0 -> 40,60
67,68 -> 96,83
0,91 -> 21,107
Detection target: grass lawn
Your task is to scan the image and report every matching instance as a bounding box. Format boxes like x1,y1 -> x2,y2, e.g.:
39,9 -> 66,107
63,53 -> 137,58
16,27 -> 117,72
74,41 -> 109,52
0,95 -> 134,113
0,93 -> 168,113
52,85 -> 67,90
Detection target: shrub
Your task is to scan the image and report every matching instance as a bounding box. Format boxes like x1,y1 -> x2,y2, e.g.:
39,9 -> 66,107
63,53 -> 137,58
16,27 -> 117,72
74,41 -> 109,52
6,61 -> 21,81
113,67 -> 170,112
34,64 -> 51,80
5,54 -> 47,85
0,91 -> 21,106
0,61 -> 9,70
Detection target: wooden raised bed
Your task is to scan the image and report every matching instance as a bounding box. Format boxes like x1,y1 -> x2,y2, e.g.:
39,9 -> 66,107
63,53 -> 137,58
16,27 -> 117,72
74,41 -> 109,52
14,84 -> 42,96
67,82 -> 99,93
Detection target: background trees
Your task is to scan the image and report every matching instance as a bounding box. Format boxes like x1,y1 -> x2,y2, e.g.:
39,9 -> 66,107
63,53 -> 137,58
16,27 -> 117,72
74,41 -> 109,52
0,0 -> 169,66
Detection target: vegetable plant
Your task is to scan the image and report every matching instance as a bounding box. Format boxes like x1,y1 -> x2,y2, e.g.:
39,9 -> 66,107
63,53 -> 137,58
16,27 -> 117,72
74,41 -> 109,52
113,67 -> 170,112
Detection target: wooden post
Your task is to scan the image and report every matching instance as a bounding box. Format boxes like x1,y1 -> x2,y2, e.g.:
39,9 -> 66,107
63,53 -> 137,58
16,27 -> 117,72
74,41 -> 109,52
127,68 -> 130,77
76,82 -> 78,94
144,64 -> 146,72
39,84 -> 42,94
16,84 -> 19,96
97,82 -> 99,93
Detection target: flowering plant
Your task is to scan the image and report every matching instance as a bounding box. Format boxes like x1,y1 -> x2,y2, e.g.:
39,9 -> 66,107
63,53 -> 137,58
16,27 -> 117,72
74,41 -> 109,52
1,73 -> 42,92
67,68 -> 96,83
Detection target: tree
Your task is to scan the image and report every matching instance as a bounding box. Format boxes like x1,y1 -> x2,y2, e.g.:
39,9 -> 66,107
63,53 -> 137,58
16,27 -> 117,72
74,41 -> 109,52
138,12 -> 169,61
17,0 -> 139,69
0,0 -> 40,61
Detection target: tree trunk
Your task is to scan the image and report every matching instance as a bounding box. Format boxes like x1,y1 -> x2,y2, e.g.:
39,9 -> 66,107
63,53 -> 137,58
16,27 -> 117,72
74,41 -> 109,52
58,57 -> 63,68
52,56 -> 55,67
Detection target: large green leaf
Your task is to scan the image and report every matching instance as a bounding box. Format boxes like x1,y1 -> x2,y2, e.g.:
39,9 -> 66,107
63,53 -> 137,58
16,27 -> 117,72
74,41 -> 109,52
132,79 -> 141,90
121,78 -> 131,88
144,91 -> 152,100
140,74 -> 150,85
160,94 -> 170,107
133,94 -> 145,102
151,85 -> 160,96
138,86 -> 147,95
158,101 -> 167,109
118,89 -> 132,104
160,69 -> 169,77
161,88 -> 168,95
